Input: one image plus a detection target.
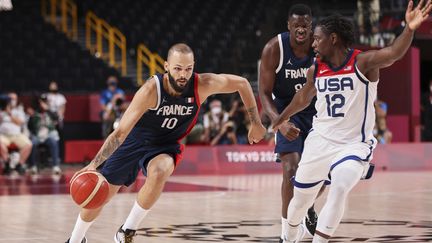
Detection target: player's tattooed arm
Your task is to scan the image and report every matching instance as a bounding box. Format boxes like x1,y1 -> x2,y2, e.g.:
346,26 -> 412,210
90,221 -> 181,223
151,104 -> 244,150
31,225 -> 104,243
89,78 -> 158,169
91,135 -> 121,167
246,106 -> 260,124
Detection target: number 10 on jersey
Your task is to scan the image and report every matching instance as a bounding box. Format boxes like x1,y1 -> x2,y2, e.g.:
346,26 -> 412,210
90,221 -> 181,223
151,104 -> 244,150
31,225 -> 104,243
161,118 -> 178,129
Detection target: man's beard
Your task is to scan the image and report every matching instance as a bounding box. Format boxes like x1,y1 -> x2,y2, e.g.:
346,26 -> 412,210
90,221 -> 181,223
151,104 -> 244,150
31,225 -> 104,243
168,71 -> 190,93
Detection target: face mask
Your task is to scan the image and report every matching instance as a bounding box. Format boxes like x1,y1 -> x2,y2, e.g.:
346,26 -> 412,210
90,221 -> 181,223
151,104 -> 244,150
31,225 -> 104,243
49,89 -> 58,93
211,107 -> 222,115
10,100 -> 17,107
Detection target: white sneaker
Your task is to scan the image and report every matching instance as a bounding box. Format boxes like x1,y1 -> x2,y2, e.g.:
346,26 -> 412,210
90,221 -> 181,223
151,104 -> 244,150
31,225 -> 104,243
30,166 -> 38,175
282,224 -> 306,243
52,166 -> 62,175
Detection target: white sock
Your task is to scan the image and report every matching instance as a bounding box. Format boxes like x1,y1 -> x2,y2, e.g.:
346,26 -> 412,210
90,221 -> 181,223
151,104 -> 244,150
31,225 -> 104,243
312,234 -> 329,243
286,224 -> 299,241
122,201 -> 150,230
69,214 -> 94,243
281,217 -> 288,239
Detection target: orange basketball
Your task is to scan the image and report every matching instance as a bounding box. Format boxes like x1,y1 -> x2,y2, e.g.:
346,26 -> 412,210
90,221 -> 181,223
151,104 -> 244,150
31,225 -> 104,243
70,171 -> 109,209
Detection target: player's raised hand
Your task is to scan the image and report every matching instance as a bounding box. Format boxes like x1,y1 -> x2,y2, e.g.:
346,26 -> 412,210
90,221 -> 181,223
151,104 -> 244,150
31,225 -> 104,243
406,0 -> 432,31
278,122 -> 301,141
248,122 -> 267,144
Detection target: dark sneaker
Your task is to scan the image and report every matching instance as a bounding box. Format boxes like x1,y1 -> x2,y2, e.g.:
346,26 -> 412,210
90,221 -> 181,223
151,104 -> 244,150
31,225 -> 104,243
114,225 -> 136,243
65,237 -> 87,243
303,207 -> 318,236
279,237 -> 283,243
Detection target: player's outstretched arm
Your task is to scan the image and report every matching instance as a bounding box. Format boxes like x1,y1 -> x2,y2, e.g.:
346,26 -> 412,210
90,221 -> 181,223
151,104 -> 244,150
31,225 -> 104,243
258,37 -> 280,122
198,73 -> 266,144
357,0 -> 432,73
82,78 -> 158,172
272,66 -> 317,130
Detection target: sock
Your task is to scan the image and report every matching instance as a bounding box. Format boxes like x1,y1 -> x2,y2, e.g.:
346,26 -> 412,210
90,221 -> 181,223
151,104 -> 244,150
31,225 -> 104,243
122,201 -> 150,230
69,214 -> 94,243
281,217 -> 288,239
312,234 -> 329,243
286,224 -> 299,241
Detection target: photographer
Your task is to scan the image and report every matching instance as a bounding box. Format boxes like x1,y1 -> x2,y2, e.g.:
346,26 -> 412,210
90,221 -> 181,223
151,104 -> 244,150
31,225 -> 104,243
100,76 -> 125,138
102,93 -> 128,136
202,99 -> 229,144
210,120 -> 238,145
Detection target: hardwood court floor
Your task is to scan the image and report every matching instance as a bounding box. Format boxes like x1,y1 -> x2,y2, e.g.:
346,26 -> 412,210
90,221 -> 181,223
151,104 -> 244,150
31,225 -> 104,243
0,170 -> 431,242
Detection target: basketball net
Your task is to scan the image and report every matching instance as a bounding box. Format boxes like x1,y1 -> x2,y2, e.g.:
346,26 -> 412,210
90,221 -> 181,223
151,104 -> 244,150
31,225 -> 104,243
0,0 -> 13,11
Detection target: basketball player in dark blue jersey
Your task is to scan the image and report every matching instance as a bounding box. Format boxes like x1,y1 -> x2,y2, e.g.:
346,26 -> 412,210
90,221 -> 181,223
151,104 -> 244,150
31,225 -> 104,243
258,4 -> 320,241
66,43 -> 267,243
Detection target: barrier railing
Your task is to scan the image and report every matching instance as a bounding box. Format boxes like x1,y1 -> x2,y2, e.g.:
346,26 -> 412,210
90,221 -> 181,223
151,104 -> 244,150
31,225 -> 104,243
137,44 -> 164,85
41,0 -> 77,40
85,11 -> 126,75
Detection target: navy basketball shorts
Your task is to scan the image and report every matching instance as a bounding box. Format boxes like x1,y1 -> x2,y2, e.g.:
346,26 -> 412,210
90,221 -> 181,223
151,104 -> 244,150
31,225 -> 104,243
274,114 -> 313,162
100,137 -> 184,186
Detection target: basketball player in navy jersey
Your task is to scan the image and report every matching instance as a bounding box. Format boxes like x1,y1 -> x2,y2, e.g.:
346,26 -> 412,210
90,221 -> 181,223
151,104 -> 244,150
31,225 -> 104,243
66,43 -> 267,243
272,1 -> 432,242
258,4 -> 319,241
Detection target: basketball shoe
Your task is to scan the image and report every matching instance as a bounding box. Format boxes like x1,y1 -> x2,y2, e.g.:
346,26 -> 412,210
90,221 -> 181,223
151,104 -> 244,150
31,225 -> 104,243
280,223 -> 306,243
65,237 -> 87,243
303,207 -> 318,236
114,225 -> 136,243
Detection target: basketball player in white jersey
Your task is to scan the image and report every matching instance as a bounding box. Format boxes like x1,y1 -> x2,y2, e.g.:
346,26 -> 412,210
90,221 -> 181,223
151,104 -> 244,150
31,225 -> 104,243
272,1 -> 432,242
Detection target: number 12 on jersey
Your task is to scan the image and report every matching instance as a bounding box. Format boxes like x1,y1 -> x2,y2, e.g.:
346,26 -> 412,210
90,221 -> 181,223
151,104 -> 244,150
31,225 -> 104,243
325,94 -> 345,117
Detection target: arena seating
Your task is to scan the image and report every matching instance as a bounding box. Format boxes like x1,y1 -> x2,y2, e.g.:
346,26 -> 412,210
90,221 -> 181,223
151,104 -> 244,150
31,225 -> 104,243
75,0 -> 268,75
0,0 -> 129,92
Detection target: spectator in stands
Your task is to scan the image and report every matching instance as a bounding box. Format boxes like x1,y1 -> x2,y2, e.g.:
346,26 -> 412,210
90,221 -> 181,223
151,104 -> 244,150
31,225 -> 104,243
100,76 -> 125,138
357,0 -> 381,46
28,94 -> 61,174
421,79 -> 432,141
0,138 -> 7,167
102,93 -> 128,135
0,93 -> 32,174
374,99 -> 392,144
210,120 -> 238,145
369,25 -> 385,47
46,81 -> 67,129
202,99 -> 229,144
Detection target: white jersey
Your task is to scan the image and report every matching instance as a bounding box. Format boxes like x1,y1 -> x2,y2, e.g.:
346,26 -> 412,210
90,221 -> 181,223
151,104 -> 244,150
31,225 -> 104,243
313,49 -> 378,144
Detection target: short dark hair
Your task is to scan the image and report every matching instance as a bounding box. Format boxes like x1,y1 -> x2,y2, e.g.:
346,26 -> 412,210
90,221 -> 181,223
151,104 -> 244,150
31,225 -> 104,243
167,43 -> 194,59
288,4 -> 312,18
318,15 -> 355,47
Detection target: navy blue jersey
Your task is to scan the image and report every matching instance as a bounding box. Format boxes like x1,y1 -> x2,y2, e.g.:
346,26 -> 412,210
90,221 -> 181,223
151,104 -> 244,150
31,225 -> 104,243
273,32 -> 316,114
129,73 -> 201,145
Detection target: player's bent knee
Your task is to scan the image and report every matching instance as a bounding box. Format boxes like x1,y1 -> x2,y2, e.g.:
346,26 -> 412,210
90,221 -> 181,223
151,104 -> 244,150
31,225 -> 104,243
147,159 -> 174,181
294,182 -> 323,195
